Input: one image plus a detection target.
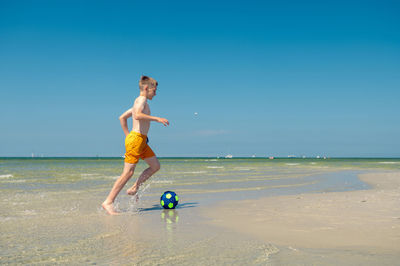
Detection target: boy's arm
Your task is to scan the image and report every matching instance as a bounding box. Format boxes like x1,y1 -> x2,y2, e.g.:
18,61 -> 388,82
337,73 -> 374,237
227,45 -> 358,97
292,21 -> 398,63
134,97 -> 169,126
119,108 -> 132,136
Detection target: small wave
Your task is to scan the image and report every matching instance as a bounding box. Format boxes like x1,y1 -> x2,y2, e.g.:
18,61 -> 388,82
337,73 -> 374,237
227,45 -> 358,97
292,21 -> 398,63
81,173 -> 99,177
20,210 -> 37,216
152,180 -> 173,184
181,171 -> 207,174
285,163 -> 300,166
0,174 -> 13,179
60,203 -> 80,215
2,179 -> 26,183
205,159 -> 218,162
0,216 -> 15,222
378,162 -> 398,164
103,176 -> 120,180
234,168 -> 251,171
207,166 -> 224,169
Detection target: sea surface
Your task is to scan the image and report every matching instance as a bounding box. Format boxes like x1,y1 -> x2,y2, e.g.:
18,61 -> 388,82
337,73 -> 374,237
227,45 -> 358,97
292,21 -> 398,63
1,157 -> 399,265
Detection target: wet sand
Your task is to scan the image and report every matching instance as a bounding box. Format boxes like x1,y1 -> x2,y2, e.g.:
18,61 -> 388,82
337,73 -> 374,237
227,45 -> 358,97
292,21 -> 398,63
204,171 -> 400,253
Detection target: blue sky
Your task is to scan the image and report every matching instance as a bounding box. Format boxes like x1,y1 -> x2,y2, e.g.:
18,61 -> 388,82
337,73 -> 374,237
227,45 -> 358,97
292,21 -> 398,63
1,0 -> 399,157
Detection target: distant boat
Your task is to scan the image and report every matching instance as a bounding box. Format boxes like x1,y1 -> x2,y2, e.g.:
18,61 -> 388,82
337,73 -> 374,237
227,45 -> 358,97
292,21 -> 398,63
225,154 -> 233,159
251,154 -> 256,158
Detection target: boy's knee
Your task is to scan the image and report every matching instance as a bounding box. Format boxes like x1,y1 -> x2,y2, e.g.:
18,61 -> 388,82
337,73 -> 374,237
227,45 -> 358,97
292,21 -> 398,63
151,163 -> 160,173
124,169 -> 134,177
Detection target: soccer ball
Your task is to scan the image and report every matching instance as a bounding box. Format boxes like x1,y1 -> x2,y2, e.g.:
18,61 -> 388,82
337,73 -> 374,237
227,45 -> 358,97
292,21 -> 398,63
160,191 -> 179,209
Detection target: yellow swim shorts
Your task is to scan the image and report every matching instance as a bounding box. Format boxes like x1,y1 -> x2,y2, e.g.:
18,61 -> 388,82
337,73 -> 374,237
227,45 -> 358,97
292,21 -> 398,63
124,131 -> 155,164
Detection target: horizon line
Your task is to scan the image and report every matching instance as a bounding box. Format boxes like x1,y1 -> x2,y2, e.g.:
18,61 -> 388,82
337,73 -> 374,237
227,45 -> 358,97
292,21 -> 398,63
1,156 -> 400,159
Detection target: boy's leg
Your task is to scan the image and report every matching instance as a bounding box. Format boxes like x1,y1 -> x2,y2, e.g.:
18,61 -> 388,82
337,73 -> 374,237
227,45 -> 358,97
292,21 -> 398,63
102,162 -> 136,215
127,156 -> 160,196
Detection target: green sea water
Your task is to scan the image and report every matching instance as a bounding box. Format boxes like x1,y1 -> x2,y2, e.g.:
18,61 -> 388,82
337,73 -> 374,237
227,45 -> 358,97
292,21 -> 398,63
1,157 -> 399,265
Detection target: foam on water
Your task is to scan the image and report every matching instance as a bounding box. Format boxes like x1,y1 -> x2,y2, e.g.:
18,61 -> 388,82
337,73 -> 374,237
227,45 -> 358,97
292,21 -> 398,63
1,179 -> 26,183
152,180 -> 173,184
181,171 -> 207,174
234,167 -> 252,171
102,175 -> 120,180
20,209 -> 37,216
80,173 -> 99,177
0,174 -> 13,179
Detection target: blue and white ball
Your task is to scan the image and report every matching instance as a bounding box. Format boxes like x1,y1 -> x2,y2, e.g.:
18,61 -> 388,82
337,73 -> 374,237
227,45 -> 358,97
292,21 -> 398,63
160,191 -> 179,209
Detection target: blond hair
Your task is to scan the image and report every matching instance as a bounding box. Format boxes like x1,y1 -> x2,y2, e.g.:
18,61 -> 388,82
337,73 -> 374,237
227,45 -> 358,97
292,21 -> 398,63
139,75 -> 158,91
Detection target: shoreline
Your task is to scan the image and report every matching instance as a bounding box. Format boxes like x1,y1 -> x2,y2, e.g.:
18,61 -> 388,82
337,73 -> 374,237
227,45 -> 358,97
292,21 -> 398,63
203,170 -> 400,252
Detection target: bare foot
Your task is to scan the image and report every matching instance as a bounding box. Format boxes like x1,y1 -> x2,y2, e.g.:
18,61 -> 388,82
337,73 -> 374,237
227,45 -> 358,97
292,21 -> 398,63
102,201 -> 119,215
127,185 -> 138,196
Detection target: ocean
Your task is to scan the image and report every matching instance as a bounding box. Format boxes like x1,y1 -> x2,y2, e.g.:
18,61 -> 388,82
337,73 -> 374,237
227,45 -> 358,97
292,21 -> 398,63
1,157 -> 399,265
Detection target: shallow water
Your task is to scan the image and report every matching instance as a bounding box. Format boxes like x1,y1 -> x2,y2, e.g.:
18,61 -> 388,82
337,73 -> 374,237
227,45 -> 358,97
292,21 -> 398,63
1,157 -> 399,264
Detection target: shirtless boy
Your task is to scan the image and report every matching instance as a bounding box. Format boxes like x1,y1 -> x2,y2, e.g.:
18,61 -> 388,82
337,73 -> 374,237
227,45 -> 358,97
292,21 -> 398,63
102,75 -> 169,215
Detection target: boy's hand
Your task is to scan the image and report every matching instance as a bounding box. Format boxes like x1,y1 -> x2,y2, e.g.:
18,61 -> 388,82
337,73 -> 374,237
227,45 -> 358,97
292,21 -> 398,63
157,117 -> 169,126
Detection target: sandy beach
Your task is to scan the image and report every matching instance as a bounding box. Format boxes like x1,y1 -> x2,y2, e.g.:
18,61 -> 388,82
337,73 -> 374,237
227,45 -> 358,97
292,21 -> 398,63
204,171 -> 400,253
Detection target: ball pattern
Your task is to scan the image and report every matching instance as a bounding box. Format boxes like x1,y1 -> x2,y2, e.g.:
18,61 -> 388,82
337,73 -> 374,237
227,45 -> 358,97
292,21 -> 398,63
160,191 -> 179,209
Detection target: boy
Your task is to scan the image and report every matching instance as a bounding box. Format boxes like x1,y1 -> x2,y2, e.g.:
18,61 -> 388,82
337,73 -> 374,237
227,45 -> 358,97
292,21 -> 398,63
102,75 -> 169,215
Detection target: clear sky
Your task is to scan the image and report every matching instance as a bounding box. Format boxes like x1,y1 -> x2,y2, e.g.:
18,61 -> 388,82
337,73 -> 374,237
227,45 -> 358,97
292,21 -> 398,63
1,0 -> 399,157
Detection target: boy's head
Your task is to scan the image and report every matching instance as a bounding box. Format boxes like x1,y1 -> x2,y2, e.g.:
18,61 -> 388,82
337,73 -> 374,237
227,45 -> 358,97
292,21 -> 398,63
139,75 -> 158,100
139,75 -> 158,90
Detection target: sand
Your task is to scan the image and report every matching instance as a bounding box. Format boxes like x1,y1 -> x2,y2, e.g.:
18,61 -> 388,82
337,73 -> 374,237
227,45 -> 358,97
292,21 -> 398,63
204,171 -> 400,252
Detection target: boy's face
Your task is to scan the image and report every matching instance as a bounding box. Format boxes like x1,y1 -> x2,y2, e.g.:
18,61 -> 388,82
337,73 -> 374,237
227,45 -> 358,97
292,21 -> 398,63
146,86 -> 157,100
